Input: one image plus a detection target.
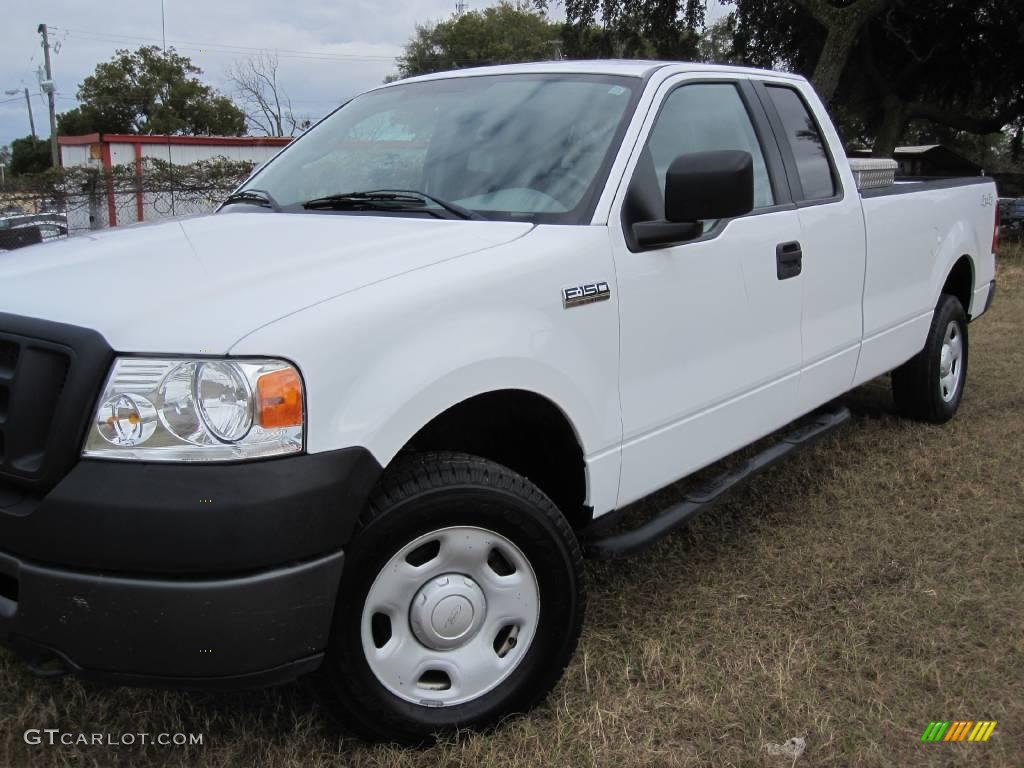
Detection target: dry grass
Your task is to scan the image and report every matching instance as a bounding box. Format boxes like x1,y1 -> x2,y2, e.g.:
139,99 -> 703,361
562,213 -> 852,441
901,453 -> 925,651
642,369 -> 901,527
3,244 -> 1023,768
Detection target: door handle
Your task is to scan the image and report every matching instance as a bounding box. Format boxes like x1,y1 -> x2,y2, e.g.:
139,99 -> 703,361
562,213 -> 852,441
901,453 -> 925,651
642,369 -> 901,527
776,241 -> 802,280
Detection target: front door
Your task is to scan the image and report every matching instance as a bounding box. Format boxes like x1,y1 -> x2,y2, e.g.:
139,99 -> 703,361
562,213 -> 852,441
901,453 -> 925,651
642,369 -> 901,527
610,76 -> 805,507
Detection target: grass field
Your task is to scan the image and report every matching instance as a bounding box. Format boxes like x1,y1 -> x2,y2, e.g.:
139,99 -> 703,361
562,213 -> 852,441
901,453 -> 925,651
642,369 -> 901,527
2,244 -> 1022,768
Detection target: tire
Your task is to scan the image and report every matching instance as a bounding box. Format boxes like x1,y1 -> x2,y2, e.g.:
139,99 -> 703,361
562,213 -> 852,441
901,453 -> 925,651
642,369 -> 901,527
318,451 -> 585,744
892,293 -> 968,423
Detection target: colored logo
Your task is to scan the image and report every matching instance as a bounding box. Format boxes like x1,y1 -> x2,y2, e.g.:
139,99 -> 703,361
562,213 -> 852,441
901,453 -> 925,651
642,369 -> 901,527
920,721 -> 997,742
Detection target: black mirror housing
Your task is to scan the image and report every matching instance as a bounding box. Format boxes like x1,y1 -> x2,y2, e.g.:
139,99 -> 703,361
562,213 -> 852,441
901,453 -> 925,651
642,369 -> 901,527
665,150 -> 755,223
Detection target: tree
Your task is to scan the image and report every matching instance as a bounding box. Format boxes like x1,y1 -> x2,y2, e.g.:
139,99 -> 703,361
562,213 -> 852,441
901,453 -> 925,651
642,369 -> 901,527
226,52 -> 307,136
57,46 -> 245,136
9,135 -> 52,175
728,0 -> 1024,155
559,0 -> 707,60
394,1 -> 562,79
698,17 -> 738,64
787,0 -> 890,105
856,1 -> 1024,156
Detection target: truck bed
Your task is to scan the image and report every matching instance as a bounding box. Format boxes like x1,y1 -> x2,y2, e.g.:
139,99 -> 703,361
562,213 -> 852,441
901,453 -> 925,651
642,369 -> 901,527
853,175 -> 997,387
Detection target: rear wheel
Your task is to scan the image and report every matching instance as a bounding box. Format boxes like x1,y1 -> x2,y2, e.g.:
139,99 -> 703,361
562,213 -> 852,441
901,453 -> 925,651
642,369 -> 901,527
892,293 -> 968,423
319,451 -> 585,744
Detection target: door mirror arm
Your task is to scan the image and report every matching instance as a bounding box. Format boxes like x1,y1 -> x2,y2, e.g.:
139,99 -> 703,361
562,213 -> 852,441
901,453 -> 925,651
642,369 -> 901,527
632,220 -> 702,249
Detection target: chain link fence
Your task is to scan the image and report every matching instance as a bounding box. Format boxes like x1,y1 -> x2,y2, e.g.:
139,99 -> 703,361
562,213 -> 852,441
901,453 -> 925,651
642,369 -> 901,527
0,157 -> 256,249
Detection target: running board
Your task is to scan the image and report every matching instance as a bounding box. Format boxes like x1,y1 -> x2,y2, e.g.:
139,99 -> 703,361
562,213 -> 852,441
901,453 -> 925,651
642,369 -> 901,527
581,405 -> 852,560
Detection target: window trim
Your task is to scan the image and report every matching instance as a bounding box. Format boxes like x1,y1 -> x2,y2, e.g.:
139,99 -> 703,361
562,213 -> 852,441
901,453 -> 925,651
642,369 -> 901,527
751,81 -> 845,208
619,77 -> 795,252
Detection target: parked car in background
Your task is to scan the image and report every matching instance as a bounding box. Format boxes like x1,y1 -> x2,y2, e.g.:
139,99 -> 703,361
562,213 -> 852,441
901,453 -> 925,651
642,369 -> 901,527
999,197 -> 1024,239
0,212 -> 68,250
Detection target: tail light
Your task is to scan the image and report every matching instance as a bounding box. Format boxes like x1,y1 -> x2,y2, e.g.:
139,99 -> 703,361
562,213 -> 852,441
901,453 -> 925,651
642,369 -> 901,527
993,204 -> 1000,254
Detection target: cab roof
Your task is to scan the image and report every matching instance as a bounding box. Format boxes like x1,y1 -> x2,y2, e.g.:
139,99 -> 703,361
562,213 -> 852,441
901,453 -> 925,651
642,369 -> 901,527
390,59 -> 805,85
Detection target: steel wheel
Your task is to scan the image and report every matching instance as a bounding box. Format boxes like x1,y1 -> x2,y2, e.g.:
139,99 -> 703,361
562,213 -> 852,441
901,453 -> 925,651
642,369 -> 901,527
360,525 -> 540,707
892,292 -> 969,424
320,451 -> 585,743
938,319 -> 964,402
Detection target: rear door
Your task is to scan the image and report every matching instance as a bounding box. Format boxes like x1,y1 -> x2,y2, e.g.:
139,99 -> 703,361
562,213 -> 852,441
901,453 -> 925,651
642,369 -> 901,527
609,74 -> 806,507
752,80 -> 867,409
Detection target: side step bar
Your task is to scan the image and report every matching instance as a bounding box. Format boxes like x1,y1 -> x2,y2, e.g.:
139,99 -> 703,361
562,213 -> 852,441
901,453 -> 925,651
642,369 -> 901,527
581,405 -> 851,560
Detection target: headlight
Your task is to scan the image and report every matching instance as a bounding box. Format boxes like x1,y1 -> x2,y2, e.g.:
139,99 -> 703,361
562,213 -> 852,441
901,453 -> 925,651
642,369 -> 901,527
83,357 -> 304,461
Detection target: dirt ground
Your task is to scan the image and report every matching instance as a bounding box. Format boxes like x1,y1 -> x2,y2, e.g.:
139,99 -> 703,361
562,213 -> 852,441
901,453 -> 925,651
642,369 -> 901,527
2,244 -> 1021,768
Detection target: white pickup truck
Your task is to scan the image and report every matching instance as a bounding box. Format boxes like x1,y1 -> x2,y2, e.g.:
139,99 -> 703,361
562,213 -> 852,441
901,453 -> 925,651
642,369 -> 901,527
0,61 -> 998,742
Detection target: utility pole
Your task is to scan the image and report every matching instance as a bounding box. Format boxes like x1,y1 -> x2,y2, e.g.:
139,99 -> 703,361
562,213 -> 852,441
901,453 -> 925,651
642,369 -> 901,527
2,88 -> 35,139
37,23 -> 59,167
22,88 -> 36,138
455,0 -> 467,15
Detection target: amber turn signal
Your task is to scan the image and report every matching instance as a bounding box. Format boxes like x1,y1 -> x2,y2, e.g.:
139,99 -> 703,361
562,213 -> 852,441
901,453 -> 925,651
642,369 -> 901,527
256,367 -> 303,428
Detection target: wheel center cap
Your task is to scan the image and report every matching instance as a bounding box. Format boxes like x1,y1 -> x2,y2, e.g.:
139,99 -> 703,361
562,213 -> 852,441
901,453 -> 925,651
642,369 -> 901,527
410,573 -> 486,650
432,595 -> 473,638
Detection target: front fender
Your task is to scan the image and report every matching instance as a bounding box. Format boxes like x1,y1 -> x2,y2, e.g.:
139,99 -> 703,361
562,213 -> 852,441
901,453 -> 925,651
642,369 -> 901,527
230,226 -> 623,513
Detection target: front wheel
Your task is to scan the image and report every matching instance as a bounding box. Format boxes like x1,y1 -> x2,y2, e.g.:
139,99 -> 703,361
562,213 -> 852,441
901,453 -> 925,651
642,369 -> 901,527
892,293 -> 969,423
319,451 -> 585,744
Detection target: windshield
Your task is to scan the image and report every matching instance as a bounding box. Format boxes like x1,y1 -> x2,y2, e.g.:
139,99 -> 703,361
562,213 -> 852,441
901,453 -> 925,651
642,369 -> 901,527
237,73 -> 640,223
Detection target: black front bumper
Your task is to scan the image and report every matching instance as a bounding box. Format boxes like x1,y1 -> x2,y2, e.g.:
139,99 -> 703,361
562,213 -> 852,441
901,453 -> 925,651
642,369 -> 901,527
0,448 -> 381,686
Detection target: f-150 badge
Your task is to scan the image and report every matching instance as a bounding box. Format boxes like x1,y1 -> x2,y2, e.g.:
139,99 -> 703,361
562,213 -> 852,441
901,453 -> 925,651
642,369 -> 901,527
563,281 -> 611,308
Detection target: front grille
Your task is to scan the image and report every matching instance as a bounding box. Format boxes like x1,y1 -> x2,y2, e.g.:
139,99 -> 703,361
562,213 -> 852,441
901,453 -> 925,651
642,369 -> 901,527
0,314 -> 112,491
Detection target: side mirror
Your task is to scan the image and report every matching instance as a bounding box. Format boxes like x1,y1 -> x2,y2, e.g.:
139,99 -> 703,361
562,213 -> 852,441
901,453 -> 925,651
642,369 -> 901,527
666,150 -> 754,222
633,150 -> 755,248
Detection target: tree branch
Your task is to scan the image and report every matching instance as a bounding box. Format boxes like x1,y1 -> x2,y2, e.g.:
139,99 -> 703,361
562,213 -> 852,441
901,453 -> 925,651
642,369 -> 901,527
906,101 -> 1011,135
792,0 -> 889,27
791,0 -> 893,104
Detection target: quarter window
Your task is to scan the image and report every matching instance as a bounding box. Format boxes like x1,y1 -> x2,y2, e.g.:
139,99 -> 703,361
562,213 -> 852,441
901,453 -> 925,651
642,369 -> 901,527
765,86 -> 837,200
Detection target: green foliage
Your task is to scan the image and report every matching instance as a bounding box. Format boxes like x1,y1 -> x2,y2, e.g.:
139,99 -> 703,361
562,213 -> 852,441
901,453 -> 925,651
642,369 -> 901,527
1,156 -> 258,230
2,155 -> 256,195
395,2 -> 562,78
697,17 -> 738,64
57,46 -> 246,136
727,0 -> 1024,158
561,0 -> 707,60
9,135 -> 52,176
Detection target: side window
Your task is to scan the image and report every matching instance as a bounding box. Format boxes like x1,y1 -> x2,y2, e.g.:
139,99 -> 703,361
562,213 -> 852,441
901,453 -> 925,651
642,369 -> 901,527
765,86 -> 836,200
645,83 -> 775,210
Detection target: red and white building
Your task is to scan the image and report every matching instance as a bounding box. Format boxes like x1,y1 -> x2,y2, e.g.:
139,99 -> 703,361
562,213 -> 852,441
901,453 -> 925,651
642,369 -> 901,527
58,133 -> 292,229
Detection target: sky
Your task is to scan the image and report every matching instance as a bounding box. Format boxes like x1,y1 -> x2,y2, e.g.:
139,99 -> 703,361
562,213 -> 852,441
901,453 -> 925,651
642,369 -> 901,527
0,0 -> 727,150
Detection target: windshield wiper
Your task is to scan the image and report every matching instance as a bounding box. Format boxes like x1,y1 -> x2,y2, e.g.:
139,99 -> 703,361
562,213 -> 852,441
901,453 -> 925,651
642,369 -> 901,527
302,190 -> 484,220
221,189 -> 281,212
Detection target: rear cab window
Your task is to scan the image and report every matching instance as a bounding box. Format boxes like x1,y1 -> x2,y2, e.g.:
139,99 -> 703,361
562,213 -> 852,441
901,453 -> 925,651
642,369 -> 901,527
763,85 -> 839,202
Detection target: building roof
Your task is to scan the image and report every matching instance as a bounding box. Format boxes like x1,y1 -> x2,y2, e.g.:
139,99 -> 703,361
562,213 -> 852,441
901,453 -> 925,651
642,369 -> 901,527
57,133 -> 292,147
892,145 -> 943,154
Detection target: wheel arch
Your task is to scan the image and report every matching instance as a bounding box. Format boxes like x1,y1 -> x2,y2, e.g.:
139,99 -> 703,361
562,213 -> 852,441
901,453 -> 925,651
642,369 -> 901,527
941,254 -> 975,317
394,388 -> 592,529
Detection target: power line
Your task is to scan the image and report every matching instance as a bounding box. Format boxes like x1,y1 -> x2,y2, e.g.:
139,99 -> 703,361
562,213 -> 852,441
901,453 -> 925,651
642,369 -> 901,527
48,25 -> 400,63
45,27 -> 532,70
51,92 -> 343,108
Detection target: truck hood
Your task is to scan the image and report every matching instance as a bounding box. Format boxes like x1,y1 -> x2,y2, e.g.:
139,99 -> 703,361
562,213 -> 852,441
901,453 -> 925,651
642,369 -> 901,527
0,212 -> 532,352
